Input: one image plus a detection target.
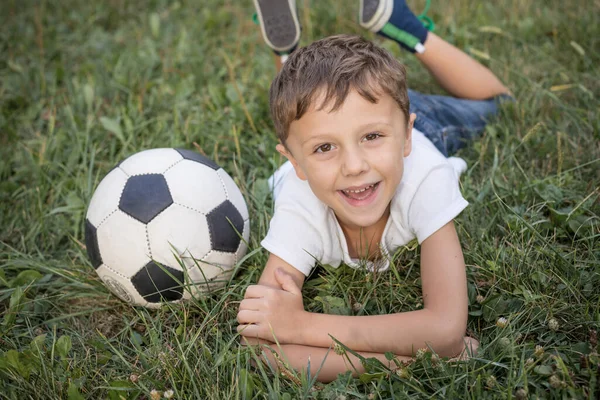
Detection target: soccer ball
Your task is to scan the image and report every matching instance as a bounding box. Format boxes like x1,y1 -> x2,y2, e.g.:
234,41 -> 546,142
84,148 -> 250,308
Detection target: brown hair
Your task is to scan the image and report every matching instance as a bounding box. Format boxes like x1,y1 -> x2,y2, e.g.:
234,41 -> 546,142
269,34 -> 410,146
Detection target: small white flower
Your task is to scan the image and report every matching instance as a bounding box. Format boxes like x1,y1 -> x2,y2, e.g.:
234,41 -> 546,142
163,389 -> 174,399
496,317 -> 508,328
515,333 -> 523,342
486,375 -> 497,389
515,388 -> 528,400
150,390 -> 162,400
476,295 -> 485,303
549,374 -> 563,389
499,337 -> 512,349
333,342 -> 346,356
525,357 -> 535,366
548,318 -> 559,331
395,367 -> 410,379
534,345 -> 545,358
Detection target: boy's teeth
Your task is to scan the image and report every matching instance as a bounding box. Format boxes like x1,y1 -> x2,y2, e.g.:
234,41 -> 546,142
343,183 -> 374,194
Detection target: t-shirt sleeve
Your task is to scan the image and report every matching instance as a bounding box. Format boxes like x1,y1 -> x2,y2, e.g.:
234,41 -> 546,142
261,206 -> 323,276
407,164 -> 468,243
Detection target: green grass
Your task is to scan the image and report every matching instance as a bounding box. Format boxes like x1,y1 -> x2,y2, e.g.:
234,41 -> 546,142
1,0 -> 599,398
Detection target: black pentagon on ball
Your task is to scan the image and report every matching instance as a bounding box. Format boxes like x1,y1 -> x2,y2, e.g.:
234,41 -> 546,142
206,200 -> 244,253
84,219 -> 102,269
119,174 -> 173,224
131,261 -> 184,303
175,148 -> 220,170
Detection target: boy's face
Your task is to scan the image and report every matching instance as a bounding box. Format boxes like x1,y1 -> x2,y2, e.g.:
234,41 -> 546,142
277,89 -> 416,232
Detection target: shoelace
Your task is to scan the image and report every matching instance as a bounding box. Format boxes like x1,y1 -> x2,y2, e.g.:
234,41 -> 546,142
418,0 -> 435,33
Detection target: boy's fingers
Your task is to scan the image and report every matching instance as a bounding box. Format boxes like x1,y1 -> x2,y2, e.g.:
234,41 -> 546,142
237,324 -> 260,338
240,337 -> 254,346
239,298 -> 263,311
240,337 -> 272,346
244,284 -> 269,299
237,309 -> 261,324
274,268 -> 301,295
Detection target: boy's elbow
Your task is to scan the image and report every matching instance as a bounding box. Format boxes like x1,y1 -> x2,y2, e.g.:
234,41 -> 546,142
435,319 -> 467,358
440,333 -> 466,358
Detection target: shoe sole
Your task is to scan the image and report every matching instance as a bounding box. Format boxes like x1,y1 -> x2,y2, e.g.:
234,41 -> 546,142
253,0 -> 300,53
359,0 -> 393,32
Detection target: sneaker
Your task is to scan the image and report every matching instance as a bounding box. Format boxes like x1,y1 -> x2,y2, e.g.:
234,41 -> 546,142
359,0 -> 428,54
253,0 -> 301,55
359,0 -> 393,32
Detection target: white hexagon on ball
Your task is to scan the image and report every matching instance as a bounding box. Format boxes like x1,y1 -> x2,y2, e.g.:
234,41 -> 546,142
96,210 -> 150,277
147,204 -> 212,272
86,167 -> 128,227
164,159 -> 226,214
118,148 -> 183,176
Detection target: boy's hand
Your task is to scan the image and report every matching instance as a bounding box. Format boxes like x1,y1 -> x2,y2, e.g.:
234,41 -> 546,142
239,337 -> 274,347
237,268 -> 306,344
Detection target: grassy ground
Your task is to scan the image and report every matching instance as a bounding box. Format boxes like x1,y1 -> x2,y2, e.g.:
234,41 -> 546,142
1,0 -> 599,398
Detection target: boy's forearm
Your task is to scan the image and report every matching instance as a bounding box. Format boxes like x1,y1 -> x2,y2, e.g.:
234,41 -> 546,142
292,224 -> 469,358
250,273 -> 466,357
297,308 -> 466,358
257,343 -> 409,383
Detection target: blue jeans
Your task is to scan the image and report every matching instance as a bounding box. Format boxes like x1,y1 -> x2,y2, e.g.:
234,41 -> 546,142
408,89 -> 513,157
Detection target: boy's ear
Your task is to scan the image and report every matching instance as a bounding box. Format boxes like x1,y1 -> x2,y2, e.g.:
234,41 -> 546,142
276,143 -> 307,181
403,113 -> 416,157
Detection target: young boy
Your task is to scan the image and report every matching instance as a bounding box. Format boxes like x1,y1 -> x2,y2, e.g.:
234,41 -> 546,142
239,0 -> 511,382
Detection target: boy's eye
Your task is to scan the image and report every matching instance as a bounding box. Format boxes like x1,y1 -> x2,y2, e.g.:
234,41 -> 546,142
315,143 -> 333,153
364,132 -> 381,141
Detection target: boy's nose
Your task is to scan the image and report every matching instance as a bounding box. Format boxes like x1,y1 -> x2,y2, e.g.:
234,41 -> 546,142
341,148 -> 369,177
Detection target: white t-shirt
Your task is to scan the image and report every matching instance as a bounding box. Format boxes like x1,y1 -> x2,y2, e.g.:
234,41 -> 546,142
261,128 -> 469,276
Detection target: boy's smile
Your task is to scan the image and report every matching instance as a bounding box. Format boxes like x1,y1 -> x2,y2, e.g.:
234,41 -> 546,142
277,89 -> 415,240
